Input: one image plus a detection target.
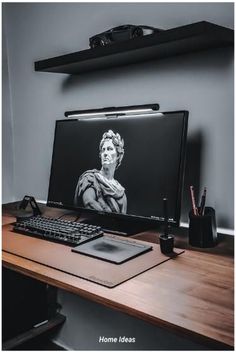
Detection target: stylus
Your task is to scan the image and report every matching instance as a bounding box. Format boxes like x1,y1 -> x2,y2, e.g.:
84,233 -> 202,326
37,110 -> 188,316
163,198 -> 169,238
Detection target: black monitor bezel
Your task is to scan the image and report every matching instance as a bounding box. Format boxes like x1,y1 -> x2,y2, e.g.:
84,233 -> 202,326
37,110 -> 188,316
47,110 -> 188,227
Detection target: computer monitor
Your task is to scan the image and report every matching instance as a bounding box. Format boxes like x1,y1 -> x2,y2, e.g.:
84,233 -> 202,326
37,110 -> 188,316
47,110 -> 188,232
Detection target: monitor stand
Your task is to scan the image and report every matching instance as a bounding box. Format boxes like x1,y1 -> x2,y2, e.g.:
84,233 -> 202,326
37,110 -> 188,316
80,214 -> 154,236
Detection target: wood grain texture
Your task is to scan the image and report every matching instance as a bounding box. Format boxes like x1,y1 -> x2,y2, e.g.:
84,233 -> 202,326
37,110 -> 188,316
2,213 -> 234,349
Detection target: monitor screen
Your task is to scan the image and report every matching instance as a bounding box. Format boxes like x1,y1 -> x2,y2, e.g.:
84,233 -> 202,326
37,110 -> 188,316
47,111 -> 188,226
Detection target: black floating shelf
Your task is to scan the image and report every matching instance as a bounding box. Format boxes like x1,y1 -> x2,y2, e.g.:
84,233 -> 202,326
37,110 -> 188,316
35,21 -> 234,75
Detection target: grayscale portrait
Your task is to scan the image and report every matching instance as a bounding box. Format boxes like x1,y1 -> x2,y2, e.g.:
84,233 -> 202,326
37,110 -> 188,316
74,130 -> 127,214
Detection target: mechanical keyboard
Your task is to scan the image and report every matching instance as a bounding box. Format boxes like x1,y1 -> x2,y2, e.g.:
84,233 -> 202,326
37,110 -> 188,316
13,216 -> 104,246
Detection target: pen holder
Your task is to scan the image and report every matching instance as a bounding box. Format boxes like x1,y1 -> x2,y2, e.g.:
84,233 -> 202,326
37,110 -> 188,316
159,234 -> 174,254
189,207 -> 217,248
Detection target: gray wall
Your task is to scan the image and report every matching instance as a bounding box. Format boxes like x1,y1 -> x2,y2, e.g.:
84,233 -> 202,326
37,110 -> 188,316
2,17 -> 14,203
2,2 -> 234,350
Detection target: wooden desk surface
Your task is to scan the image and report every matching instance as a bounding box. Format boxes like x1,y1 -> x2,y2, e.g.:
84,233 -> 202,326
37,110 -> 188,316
2,210 -> 234,349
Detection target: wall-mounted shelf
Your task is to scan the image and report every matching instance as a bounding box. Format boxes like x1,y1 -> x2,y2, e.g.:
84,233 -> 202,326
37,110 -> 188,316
34,21 -> 233,75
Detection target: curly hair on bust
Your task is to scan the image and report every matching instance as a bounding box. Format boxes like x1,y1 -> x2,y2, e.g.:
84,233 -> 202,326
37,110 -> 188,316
99,129 -> 124,169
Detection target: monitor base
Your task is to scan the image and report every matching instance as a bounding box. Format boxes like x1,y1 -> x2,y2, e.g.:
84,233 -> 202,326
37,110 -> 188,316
81,214 -> 155,236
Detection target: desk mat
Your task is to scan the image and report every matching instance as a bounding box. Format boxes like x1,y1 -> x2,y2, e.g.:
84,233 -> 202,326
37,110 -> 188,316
2,225 -> 184,288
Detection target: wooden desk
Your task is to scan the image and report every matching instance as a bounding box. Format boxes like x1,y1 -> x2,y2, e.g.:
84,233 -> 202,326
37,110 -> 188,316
2,207 -> 234,350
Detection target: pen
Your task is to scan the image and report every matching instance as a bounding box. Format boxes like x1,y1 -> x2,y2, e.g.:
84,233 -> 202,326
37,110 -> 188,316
199,187 -> 207,216
190,185 -> 198,216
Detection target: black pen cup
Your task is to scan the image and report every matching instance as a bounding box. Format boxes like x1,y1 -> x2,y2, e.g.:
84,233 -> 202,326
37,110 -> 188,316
189,207 -> 217,248
159,234 -> 174,254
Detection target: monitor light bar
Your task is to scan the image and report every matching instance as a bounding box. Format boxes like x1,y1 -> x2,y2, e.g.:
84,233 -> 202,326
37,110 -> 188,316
64,103 -> 159,119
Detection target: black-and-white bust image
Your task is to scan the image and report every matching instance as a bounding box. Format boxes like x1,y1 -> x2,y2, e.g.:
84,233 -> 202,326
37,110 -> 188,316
74,130 -> 127,214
